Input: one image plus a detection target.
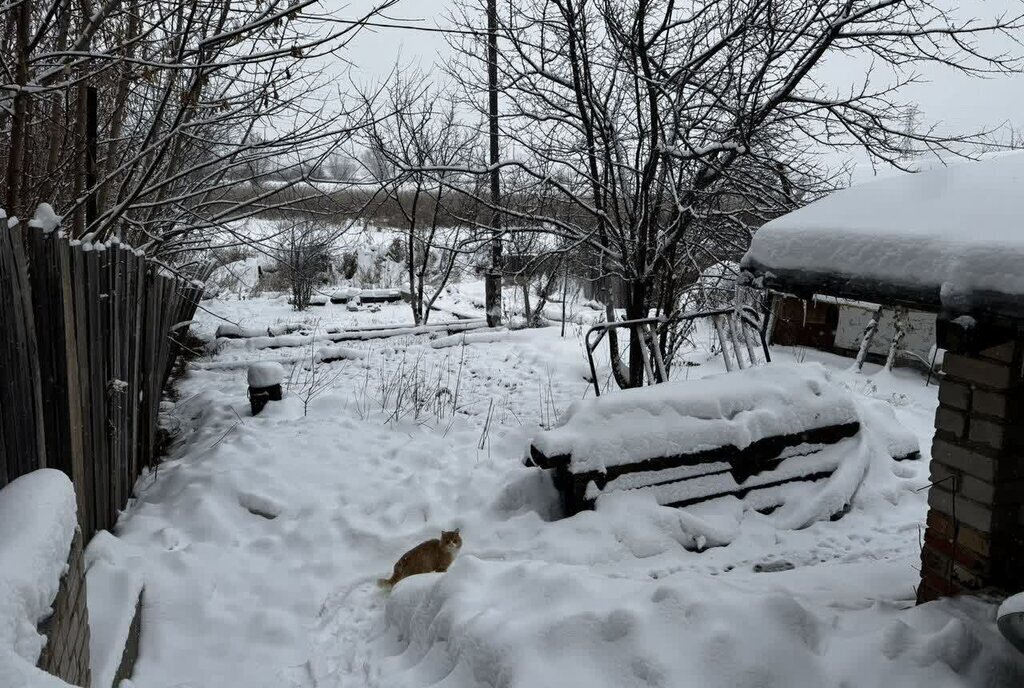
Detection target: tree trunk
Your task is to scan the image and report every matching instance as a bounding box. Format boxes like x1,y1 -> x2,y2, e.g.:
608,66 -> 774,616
605,284 -> 631,390
625,281 -> 648,387
884,306 -> 907,371
855,306 -> 884,371
522,283 -> 532,326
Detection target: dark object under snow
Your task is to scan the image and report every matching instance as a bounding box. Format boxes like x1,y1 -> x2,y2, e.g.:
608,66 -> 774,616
249,383 -> 282,416
247,361 -> 285,415
998,594 -> 1024,654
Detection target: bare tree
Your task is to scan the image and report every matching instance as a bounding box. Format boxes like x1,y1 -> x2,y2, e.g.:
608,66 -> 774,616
1,0 -> 399,259
440,0 -> 1022,388
358,68 -> 479,325
277,220 -> 348,311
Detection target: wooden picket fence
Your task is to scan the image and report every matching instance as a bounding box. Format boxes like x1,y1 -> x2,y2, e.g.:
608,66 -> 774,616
0,212 -> 204,539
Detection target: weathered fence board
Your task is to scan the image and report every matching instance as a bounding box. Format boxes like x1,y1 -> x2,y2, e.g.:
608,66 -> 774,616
1,219 -> 202,539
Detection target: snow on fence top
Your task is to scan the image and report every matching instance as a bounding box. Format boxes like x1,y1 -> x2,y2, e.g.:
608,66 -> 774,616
741,153 -> 1024,318
530,362 -> 857,472
0,470 -> 77,687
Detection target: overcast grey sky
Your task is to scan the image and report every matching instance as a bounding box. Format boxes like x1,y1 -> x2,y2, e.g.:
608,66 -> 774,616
333,0 -> 1024,149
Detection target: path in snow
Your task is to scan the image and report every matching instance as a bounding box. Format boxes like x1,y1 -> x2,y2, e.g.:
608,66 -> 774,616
96,293 -> 1024,688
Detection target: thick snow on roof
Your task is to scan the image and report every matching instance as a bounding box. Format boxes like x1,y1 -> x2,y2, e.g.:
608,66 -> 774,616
742,153 -> 1024,316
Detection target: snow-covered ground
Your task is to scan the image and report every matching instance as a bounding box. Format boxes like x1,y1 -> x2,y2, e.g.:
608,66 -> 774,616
93,283 -> 1024,688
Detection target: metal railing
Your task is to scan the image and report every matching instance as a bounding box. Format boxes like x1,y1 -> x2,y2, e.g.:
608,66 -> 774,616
584,305 -> 771,396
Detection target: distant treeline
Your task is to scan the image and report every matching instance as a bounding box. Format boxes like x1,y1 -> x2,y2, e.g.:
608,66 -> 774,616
211,182 -> 596,231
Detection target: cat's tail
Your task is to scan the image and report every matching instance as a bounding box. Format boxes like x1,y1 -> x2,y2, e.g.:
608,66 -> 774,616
376,577 -> 393,590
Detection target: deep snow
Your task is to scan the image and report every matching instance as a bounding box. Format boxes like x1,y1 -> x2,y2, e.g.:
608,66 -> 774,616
0,470 -> 78,688
90,285 -> 1024,688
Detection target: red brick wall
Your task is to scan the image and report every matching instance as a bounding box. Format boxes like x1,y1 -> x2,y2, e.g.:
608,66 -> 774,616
918,338 -> 1024,602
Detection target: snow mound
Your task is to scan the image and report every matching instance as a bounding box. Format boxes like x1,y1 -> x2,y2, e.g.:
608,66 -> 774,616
1001,593 -> 1024,618
742,153 -> 1024,313
998,592 -> 1024,653
216,324 -> 269,339
531,362 -> 857,472
85,532 -> 144,688
380,557 -> 1024,688
247,361 -> 285,388
28,204 -> 62,234
431,328 -> 511,349
317,345 -> 366,362
0,470 -> 78,688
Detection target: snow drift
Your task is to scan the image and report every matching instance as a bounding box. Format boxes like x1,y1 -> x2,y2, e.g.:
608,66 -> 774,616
379,555 -> 1024,688
0,470 -> 78,688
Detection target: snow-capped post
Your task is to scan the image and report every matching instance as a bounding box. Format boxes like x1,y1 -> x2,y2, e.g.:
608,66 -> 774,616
726,312 -> 747,369
713,315 -> 734,372
247,362 -> 285,416
855,306 -> 884,371
884,306 -> 908,371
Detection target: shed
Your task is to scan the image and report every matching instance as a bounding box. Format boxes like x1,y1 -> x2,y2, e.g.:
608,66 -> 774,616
770,295 -> 938,371
741,153 -> 1024,603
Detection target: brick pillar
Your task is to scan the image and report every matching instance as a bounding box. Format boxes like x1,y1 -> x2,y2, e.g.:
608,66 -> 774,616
918,327 -> 1024,603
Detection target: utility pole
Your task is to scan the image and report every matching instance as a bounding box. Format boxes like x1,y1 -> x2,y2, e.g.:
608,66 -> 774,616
485,0 -> 503,327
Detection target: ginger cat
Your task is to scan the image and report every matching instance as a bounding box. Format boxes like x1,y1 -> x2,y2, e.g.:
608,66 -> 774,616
378,529 -> 462,590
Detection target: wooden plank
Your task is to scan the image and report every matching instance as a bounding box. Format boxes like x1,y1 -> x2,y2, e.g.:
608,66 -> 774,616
46,232 -> 73,475
110,245 -> 123,512
86,245 -> 107,532
117,246 -> 131,509
25,229 -> 52,468
97,245 -> 112,529
117,248 -> 129,504
59,238 -> 88,530
71,242 -> 95,538
0,227 -> 16,485
129,251 -> 145,485
29,229 -> 74,477
10,223 -> 47,473
140,266 -> 161,469
0,224 -> 23,486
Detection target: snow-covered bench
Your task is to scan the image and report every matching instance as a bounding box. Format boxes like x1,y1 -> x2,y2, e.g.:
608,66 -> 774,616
526,363 -> 916,517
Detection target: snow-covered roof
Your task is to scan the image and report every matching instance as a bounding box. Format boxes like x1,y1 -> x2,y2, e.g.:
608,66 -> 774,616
741,153 -> 1024,320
